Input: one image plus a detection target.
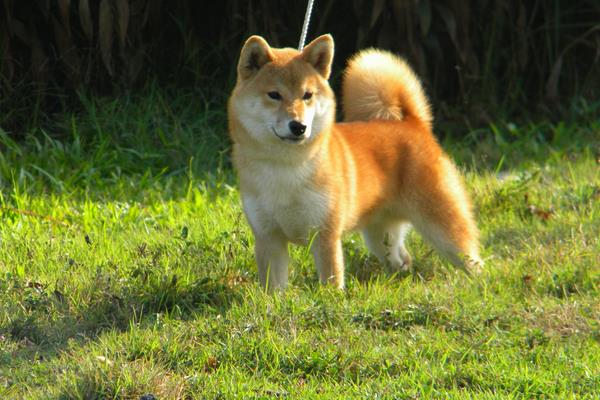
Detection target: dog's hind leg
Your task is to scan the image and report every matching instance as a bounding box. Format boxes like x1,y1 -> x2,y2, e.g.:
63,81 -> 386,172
408,159 -> 483,273
362,220 -> 412,272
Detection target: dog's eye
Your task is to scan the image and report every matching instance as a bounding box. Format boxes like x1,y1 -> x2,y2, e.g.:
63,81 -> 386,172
303,91 -> 313,100
267,91 -> 282,100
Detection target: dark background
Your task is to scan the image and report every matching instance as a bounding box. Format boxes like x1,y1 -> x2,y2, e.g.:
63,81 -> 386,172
1,0 -> 599,134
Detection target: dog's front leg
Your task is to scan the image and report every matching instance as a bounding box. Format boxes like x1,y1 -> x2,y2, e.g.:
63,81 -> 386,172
254,233 -> 289,292
311,232 -> 345,289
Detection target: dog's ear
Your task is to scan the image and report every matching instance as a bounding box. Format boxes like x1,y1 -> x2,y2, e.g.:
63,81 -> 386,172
301,34 -> 334,79
237,36 -> 274,80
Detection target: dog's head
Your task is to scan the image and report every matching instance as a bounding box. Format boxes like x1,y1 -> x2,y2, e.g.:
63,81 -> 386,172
229,35 -> 335,146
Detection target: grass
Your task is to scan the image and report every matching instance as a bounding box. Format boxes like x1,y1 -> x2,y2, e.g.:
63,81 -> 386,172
0,87 -> 599,399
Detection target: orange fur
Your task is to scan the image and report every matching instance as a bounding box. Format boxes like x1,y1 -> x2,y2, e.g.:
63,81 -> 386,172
228,35 -> 482,291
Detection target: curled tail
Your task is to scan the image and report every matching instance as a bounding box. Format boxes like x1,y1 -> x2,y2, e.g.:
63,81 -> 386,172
341,49 -> 432,130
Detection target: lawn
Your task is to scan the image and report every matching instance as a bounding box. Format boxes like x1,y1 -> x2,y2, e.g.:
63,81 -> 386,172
0,89 -> 599,399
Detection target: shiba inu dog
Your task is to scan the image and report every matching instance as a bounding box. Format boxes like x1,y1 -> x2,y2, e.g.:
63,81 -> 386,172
228,34 -> 482,291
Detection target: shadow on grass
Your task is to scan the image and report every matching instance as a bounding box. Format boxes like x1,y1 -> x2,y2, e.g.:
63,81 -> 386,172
1,269 -> 241,367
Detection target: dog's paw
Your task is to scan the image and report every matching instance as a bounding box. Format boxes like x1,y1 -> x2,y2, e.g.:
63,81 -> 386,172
388,252 -> 412,273
465,256 -> 484,275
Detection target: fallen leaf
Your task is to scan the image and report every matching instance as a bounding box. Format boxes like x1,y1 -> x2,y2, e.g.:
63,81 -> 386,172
203,356 -> 219,372
96,355 -> 114,366
527,204 -> 554,221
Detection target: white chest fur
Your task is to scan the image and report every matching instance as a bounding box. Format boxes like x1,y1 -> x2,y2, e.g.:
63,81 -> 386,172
239,158 -> 329,244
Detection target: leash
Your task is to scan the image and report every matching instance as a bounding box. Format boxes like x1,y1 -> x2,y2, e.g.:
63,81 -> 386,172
298,0 -> 315,51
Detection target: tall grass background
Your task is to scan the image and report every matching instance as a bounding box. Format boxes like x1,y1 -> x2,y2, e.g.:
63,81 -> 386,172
1,0 -> 599,135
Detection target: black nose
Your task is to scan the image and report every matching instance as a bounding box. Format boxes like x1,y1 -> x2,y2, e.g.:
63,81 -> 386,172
288,120 -> 307,136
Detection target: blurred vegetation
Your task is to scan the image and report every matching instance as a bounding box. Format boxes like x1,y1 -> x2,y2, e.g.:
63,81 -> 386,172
1,0 -> 599,135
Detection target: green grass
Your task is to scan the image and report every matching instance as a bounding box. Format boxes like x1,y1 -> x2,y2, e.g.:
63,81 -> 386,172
0,88 -> 599,399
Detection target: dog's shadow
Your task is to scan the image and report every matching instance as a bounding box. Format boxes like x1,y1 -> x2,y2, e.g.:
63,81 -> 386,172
3,270 -> 240,370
